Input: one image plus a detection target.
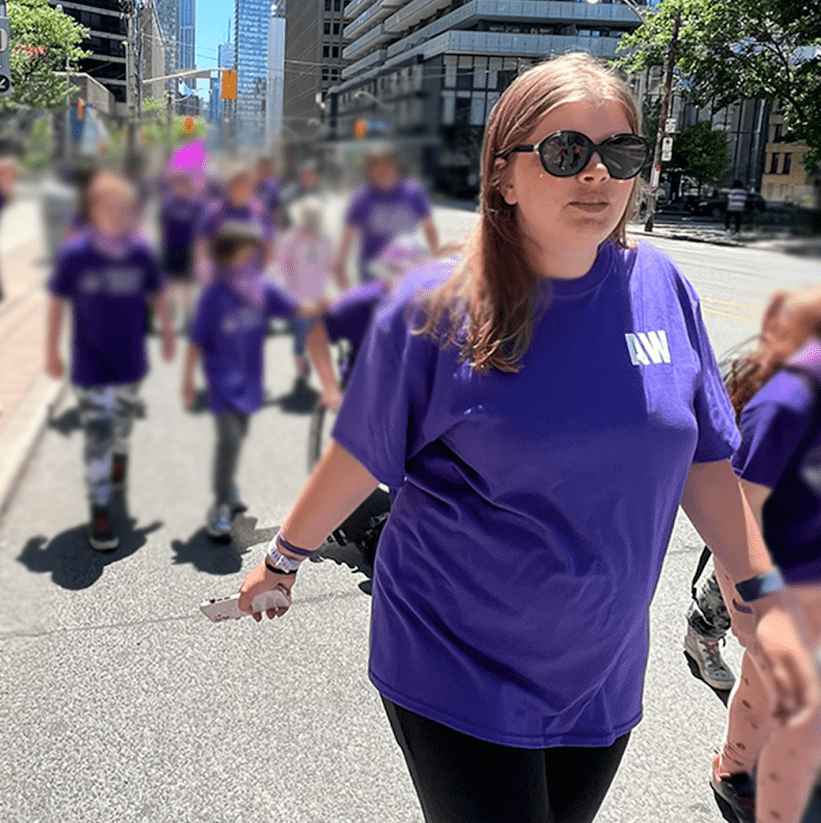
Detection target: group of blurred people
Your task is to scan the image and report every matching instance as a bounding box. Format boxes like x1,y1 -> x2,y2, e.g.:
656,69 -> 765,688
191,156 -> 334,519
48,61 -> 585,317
43,143 -> 439,549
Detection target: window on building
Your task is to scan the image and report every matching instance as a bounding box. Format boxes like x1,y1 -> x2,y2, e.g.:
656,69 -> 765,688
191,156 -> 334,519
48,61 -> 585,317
333,23 -> 340,34
774,123 -> 783,141
782,153 -> 792,175
473,56 -> 488,89
470,92 -> 486,126
325,0 -> 331,9
444,55 -> 457,88
323,45 -> 329,58
331,68 -> 340,80
334,0 -> 340,9
322,68 -> 329,80
324,21 -> 331,34
769,153 -> 779,174
455,93 -> 472,127
332,46 -> 339,58
442,90 -> 456,125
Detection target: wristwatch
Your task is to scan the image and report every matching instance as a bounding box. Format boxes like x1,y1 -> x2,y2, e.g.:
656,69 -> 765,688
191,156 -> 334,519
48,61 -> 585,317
265,544 -> 301,575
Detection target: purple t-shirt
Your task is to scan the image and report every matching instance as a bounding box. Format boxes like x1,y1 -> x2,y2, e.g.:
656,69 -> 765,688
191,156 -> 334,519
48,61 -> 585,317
332,240 -> 739,749
324,281 -> 388,351
48,231 -> 163,388
160,194 -> 205,252
257,177 -> 281,217
732,342 -> 821,584
344,180 -> 431,266
197,197 -> 274,244
189,280 -> 297,415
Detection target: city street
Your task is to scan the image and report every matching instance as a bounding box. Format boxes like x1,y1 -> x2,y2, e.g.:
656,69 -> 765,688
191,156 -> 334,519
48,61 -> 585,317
1,197 -> 820,823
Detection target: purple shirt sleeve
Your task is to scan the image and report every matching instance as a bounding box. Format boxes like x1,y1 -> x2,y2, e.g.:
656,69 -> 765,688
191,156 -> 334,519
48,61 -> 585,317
47,247 -> 78,298
732,371 -> 816,489
189,287 -> 218,348
405,179 -> 432,220
264,281 -> 298,320
344,187 -> 370,227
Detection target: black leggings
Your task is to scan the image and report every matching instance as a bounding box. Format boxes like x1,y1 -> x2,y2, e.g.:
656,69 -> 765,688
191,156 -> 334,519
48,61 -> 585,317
383,697 -> 630,823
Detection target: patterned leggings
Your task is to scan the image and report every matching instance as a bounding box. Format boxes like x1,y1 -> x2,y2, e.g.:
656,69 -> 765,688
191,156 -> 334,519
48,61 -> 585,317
75,383 -> 141,507
715,560 -> 821,823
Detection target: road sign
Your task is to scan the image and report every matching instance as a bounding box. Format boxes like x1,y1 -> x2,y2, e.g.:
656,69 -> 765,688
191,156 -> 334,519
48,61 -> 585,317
665,117 -> 677,134
661,136 -> 673,162
0,17 -> 11,98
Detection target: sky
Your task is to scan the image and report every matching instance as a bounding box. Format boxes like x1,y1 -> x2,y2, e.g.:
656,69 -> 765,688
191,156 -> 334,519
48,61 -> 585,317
193,0 -> 234,96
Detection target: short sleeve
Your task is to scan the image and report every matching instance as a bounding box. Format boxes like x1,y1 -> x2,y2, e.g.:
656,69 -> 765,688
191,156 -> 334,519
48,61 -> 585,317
332,298 -> 437,488
687,290 -> 741,463
323,282 -> 384,345
189,287 -> 218,348
344,188 -> 370,227
407,180 -> 432,220
732,372 -> 816,489
47,248 -> 78,299
264,281 -> 298,320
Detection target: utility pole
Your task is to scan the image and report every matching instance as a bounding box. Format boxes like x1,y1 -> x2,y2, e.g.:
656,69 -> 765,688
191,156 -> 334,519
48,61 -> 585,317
644,8 -> 681,233
120,0 -> 137,159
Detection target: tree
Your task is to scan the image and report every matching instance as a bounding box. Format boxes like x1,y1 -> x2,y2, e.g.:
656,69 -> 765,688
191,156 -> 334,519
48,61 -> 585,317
669,120 -> 728,194
615,0 -> 821,172
5,0 -> 89,111
139,96 -> 208,149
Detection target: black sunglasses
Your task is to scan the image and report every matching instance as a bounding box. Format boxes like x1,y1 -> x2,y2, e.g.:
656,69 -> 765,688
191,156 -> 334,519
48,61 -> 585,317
495,130 -> 649,180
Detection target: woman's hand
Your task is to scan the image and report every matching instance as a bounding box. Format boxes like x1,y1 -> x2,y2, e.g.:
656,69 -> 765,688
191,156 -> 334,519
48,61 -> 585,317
756,606 -> 821,727
238,560 -> 297,623
321,385 -> 343,413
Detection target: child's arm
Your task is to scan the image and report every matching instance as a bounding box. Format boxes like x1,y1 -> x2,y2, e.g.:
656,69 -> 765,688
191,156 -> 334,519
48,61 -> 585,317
150,291 -> 176,361
306,321 -> 342,412
421,217 -> 439,256
333,225 -> 356,291
181,342 -> 200,408
45,296 -> 66,379
238,441 -> 378,618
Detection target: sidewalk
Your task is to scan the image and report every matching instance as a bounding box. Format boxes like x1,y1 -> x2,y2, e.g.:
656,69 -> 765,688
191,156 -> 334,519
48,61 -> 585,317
0,183 -> 65,521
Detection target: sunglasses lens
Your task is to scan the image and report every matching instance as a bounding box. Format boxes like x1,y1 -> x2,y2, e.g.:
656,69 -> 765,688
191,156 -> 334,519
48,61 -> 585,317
600,135 -> 648,179
539,132 -> 590,177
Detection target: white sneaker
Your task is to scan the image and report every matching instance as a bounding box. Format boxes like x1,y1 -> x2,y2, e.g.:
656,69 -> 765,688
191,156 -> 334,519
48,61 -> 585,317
684,624 -> 735,691
206,503 -> 233,540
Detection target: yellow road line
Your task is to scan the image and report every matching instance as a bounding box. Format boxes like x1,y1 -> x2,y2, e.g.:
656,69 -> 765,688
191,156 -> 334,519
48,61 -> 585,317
701,296 -> 762,313
703,306 -> 758,326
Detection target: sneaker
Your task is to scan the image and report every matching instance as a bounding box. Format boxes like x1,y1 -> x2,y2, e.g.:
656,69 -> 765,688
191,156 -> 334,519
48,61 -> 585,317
206,503 -> 232,541
89,505 -> 119,551
710,752 -> 756,823
685,624 -> 735,691
111,454 -> 128,490
228,486 -> 248,516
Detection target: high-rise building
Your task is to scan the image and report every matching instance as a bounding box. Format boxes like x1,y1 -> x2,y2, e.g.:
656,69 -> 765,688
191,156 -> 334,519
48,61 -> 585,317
179,0 -> 196,70
154,0 -> 178,80
266,0 -> 286,148
48,0 -> 128,104
331,0 -> 645,189
219,39 -> 235,70
235,0 -> 271,149
283,0 -> 347,142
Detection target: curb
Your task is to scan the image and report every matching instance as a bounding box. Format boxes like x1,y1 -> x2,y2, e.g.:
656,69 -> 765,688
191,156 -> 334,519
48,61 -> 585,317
0,377 -> 68,526
628,227 -> 743,248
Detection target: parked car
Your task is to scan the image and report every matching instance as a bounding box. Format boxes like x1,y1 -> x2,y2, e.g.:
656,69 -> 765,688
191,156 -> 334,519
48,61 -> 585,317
695,191 -> 767,220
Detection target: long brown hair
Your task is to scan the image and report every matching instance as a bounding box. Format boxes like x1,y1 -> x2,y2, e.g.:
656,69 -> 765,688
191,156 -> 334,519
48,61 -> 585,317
418,52 -> 643,373
728,286 -> 821,416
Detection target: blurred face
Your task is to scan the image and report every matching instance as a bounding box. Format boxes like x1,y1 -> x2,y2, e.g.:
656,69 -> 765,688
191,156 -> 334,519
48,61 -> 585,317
257,159 -> 274,181
227,173 -> 255,206
171,174 -> 193,198
501,101 -> 636,256
366,157 -> 400,191
90,190 -> 136,237
299,167 -> 319,190
226,242 -> 261,270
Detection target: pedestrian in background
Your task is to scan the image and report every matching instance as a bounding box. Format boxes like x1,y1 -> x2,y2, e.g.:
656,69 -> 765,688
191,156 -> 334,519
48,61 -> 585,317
710,286 -> 821,823
45,170 -> 175,551
255,156 -> 283,229
278,197 -> 334,392
182,222 -> 322,541
334,145 -> 438,286
237,53 -> 819,823
726,179 -> 746,236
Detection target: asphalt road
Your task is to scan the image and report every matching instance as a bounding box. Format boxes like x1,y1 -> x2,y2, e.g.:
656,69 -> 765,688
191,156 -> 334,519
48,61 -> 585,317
1,201 -> 820,823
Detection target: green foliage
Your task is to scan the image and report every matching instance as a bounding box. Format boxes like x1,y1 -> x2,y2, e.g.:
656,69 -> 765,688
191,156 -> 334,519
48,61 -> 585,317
669,120 -> 728,187
21,112 -> 52,168
6,0 -> 89,111
139,96 -> 209,148
615,0 -> 821,172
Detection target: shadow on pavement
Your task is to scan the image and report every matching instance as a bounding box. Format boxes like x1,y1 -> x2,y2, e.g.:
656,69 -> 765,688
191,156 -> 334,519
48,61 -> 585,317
170,513 -> 276,575
684,652 -> 731,708
16,495 -> 161,590
48,401 -> 147,437
310,540 -> 374,596
269,384 -> 320,415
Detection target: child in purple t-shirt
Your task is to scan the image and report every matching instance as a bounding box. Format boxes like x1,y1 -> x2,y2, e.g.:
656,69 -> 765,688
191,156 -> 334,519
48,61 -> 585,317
709,287 -> 821,823
334,146 -> 438,286
45,170 -> 176,551
182,221 -> 321,541
194,162 -> 275,287
159,170 -> 205,330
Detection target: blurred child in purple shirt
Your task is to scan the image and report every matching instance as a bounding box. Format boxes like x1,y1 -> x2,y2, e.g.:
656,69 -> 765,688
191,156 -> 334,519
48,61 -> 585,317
182,221 -> 322,541
334,145 -> 439,286
45,170 -> 175,551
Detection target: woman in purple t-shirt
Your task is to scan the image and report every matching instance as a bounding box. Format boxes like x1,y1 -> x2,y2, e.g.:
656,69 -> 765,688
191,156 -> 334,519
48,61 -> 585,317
709,286 -> 821,823
237,54 -> 819,823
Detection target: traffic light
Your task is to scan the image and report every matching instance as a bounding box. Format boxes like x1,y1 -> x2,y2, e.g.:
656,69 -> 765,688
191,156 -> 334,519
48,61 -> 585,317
77,98 -> 85,120
183,116 -> 196,134
221,69 -> 237,100
354,119 -> 367,139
